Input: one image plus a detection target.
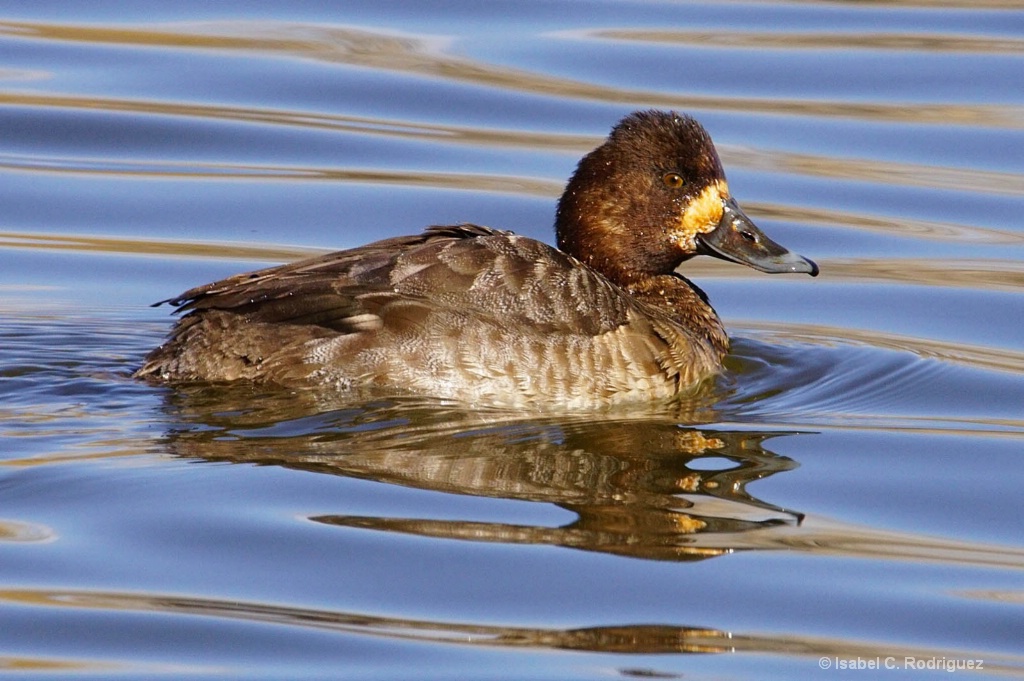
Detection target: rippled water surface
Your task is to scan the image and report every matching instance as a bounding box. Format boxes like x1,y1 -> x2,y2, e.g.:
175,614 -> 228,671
2,2 -> 1024,679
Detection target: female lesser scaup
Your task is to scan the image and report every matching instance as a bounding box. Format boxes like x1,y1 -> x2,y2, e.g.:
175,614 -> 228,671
136,110 -> 817,409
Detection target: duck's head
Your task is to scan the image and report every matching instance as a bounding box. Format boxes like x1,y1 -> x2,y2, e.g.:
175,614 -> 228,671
556,110 -> 818,285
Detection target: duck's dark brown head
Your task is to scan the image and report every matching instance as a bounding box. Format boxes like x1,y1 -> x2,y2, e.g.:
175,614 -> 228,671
556,110 -> 818,286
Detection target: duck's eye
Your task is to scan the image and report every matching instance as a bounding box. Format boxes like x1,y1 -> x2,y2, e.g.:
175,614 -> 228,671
662,173 -> 684,189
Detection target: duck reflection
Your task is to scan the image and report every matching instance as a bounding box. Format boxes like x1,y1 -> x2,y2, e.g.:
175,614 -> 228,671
156,385 -> 803,562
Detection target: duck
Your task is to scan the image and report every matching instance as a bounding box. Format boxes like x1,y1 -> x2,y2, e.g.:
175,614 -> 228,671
135,110 -> 818,409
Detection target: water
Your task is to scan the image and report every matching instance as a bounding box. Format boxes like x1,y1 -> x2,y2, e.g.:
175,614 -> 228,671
2,2 -> 1023,679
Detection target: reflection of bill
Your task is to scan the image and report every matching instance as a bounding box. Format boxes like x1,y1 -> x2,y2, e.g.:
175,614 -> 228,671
310,424 -> 803,563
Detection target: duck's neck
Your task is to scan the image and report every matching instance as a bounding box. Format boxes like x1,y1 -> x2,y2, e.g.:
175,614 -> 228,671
555,185 -> 684,287
555,201 -> 728,354
558,227 -> 728,353
623,274 -> 729,355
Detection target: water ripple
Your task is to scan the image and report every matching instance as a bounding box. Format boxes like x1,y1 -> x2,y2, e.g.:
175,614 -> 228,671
752,203 -> 1024,246
4,587 -> 1023,671
595,28 -> 1024,55
744,320 -> 1024,375
0,230 -> 324,261
0,150 -> 562,196
816,257 -> 1024,292
3,19 -> 1022,128
722,330 -> 1024,434
725,146 -> 1024,197
1,98 -> 1020,202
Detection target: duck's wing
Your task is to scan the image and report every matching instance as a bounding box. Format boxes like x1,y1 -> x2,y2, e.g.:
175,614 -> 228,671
161,223 -> 635,337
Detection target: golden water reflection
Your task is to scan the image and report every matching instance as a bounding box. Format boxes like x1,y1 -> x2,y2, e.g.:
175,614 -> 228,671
2,87 -> 1022,200
724,146 -> 1024,197
595,28 -> 1024,55
674,254 -> 1024,294
0,655 -> 115,674
0,518 -> 54,543
3,20 -> 1022,128
4,587 -> 1023,674
751,202 -> 1024,246
0,229 -> 325,262
0,151 -> 563,197
6,131 -> 1019,204
814,257 -> 1024,293
0,92 -> 594,152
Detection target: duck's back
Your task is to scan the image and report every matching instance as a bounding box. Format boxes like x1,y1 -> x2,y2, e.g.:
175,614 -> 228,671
136,225 -> 723,408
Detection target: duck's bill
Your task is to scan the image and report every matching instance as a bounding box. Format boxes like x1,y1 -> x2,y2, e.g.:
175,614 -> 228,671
697,198 -> 819,276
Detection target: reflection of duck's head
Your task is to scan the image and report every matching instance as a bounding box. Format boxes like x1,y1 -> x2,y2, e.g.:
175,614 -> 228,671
557,110 -> 818,285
